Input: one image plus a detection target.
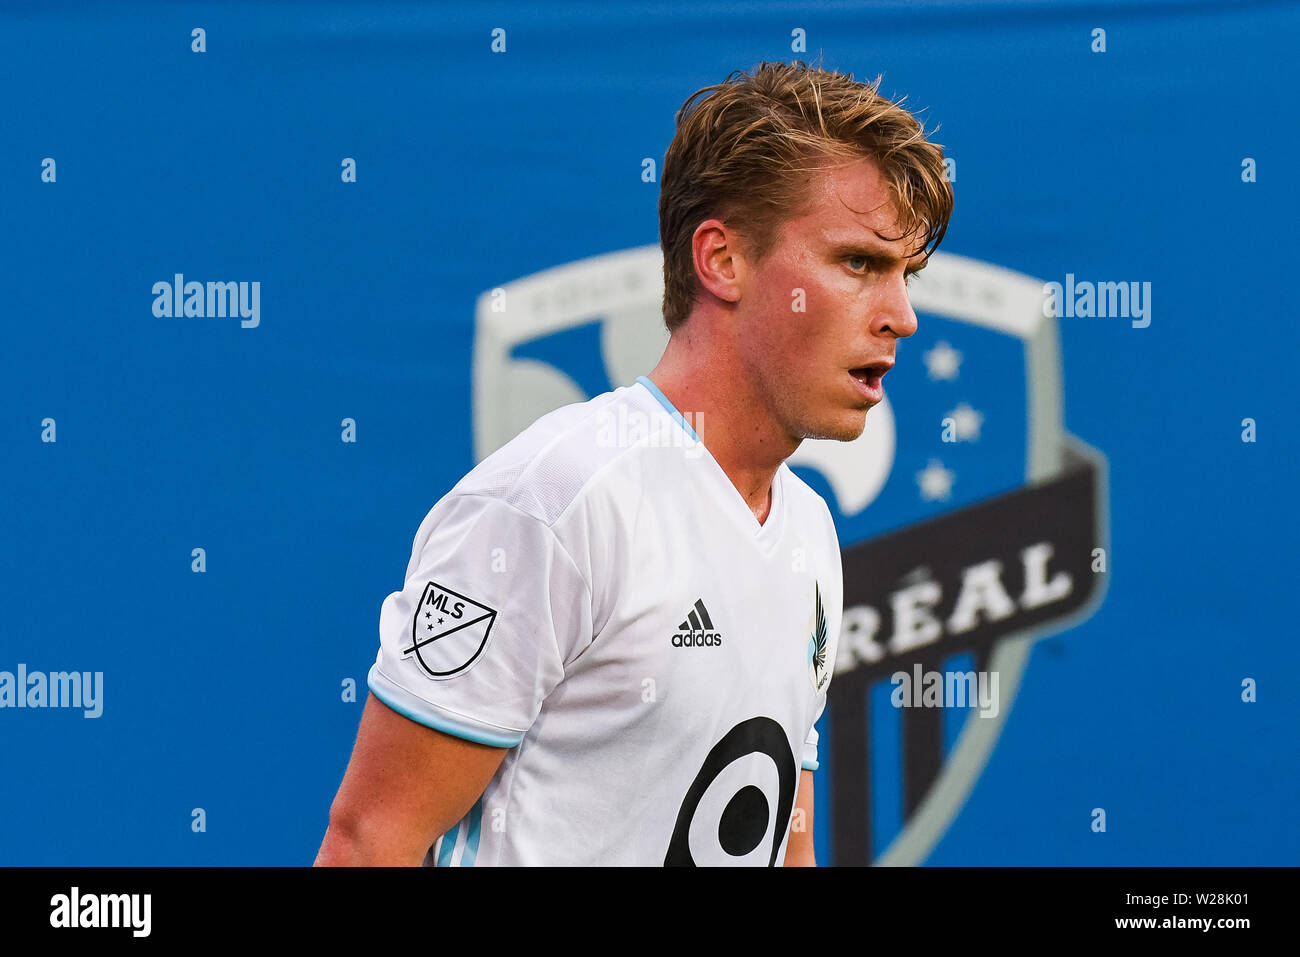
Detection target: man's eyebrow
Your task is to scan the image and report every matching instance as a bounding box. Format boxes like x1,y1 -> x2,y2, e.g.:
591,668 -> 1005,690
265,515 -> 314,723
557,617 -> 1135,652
827,237 -> 929,272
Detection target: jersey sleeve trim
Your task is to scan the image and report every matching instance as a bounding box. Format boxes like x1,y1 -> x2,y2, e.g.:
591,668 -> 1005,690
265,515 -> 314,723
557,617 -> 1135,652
368,662 -> 525,748
801,758 -> 819,772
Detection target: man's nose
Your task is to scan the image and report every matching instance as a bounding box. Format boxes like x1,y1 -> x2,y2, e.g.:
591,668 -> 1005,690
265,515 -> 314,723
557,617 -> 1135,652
873,279 -> 919,339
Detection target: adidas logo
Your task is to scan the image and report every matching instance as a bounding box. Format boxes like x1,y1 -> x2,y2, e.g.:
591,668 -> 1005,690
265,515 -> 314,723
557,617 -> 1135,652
670,598 -> 723,648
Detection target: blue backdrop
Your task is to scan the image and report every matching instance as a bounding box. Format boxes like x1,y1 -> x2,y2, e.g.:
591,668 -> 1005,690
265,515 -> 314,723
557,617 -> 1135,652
1,0 -> 1296,865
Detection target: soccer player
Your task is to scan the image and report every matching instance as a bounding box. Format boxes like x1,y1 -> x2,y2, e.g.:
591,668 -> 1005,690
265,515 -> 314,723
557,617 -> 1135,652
315,60 -> 953,866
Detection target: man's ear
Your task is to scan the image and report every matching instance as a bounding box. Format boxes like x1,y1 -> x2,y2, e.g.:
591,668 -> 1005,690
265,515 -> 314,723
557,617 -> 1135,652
692,219 -> 744,307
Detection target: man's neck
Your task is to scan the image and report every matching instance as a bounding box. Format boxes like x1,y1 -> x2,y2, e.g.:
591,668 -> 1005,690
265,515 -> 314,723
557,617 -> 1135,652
645,327 -> 799,525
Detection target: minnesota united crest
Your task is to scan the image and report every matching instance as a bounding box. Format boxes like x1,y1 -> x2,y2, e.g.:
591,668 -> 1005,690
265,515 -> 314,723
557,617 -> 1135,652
808,582 -> 830,694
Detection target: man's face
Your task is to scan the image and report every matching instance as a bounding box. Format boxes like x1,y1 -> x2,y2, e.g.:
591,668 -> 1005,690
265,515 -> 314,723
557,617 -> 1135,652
734,155 -> 926,443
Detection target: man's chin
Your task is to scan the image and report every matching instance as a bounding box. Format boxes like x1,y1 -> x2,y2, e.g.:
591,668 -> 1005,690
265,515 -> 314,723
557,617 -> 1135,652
801,409 -> 869,443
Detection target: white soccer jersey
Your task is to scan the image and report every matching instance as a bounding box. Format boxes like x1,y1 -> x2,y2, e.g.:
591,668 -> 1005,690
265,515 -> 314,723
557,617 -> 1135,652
367,375 -> 843,866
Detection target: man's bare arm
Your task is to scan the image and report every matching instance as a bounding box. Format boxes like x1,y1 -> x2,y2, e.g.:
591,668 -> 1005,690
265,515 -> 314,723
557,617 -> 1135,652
314,692 -> 508,866
783,768 -> 817,866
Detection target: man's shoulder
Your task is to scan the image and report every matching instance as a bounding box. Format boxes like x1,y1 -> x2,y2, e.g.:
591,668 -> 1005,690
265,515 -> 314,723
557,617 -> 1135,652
446,382 -> 658,528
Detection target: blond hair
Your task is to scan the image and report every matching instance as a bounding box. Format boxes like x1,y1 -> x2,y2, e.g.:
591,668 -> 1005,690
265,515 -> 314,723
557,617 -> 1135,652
658,60 -> 954,332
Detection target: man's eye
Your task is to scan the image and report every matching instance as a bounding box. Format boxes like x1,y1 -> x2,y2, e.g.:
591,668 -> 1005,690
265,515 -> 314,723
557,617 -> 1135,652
847,256 -> 870,273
